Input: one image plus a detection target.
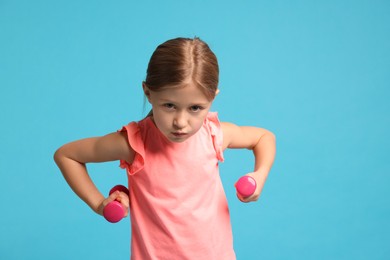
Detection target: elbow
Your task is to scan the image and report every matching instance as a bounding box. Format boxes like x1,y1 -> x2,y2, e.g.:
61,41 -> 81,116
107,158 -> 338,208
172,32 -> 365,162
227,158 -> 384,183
268,131 -> 277,154
53,146 -> 65,166
268,131 -> 276,143
267,131 -> 276,149
53,148 -> 60,165
249,130 -> 276,151
256,130 -> 276,149
261,129 -> 276,142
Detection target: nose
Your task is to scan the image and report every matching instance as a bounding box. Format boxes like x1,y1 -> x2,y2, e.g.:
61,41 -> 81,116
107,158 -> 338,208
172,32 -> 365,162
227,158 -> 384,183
173,111 -> 187,129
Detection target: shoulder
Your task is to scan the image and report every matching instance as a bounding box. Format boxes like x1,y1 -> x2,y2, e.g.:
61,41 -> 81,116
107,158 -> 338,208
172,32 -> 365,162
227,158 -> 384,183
96,131 -> 135,163
220,122 -> 240,150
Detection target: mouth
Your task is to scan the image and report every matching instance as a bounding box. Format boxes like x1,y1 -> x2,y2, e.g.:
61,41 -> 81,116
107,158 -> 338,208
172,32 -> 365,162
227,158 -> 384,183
172,132 -> 188,137
168,131 -> 191,142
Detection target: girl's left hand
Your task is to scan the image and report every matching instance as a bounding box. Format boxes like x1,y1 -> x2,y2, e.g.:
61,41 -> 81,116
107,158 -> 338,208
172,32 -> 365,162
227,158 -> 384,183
235,172 -> 267,203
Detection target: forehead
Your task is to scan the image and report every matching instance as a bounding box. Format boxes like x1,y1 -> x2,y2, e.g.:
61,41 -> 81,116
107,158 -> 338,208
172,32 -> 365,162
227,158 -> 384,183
151,84 -> 212,104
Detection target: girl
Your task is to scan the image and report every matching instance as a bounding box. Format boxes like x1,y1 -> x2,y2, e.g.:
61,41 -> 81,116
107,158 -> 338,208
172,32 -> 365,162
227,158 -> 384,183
54,37 -> 276,260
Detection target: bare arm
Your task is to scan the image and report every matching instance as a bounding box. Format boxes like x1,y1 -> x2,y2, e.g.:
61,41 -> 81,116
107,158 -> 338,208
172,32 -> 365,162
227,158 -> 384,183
53,132 -> 134,215
221,122 -> 276,202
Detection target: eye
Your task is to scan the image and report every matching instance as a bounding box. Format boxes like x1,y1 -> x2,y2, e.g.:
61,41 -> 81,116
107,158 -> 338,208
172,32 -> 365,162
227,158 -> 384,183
189,105 -> 204,112
163,103 -> 176,110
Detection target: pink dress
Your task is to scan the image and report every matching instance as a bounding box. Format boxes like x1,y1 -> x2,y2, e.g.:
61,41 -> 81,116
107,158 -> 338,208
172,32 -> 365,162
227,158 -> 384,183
119,112 -> 236,260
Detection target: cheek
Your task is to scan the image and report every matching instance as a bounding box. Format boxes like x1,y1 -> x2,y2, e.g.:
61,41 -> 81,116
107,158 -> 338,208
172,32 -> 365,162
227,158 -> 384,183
192,116 -> 207,130
152,110 -> 169,128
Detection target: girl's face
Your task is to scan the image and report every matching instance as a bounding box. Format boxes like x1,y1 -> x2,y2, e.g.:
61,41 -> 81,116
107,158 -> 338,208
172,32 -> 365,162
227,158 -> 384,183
144,83 -> 216,143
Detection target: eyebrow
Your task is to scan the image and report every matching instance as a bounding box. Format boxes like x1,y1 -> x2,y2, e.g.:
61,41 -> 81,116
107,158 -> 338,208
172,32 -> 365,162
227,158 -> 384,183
159,99 -> 210,107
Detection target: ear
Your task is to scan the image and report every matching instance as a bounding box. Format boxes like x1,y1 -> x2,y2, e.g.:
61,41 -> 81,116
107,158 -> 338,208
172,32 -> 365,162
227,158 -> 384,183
142,82 -> 152,103
215,89 -> 220,96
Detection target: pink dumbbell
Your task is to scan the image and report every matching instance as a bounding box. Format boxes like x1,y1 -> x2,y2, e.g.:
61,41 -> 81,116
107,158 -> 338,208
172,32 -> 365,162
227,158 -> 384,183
236,176 -> 257,198
103,185 -> 129,223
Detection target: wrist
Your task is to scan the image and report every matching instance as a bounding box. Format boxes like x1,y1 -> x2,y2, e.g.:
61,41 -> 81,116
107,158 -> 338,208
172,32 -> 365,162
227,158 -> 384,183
91,197 -> 106,216
253,167 -> 269,179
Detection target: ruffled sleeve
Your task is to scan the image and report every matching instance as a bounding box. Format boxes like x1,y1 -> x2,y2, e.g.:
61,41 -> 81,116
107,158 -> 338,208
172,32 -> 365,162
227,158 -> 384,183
207,112 -> 224,162
118,122 -> 145,175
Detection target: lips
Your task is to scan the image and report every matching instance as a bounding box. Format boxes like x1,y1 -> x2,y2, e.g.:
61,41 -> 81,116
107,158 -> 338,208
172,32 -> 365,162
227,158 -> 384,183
172,132 -> 187,137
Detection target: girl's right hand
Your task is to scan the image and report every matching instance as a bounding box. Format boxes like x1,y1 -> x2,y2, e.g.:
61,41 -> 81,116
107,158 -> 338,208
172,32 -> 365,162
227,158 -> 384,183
97,190 -> 130,217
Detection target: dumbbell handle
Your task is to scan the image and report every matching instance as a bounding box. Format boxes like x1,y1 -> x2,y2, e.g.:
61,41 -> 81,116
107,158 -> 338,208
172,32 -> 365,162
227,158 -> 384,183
103,185 -> 129,223
236,176 -> 257,198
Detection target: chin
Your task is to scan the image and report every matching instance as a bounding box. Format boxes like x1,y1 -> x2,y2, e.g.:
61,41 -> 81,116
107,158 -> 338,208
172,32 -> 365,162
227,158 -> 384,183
169,137 -> 188,143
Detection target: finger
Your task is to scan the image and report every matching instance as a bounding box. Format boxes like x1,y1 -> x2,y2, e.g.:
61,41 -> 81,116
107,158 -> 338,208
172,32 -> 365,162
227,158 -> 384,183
116,192 -> 130,217
237,191 -> 260,203
106,191 -> 120,204
236,192 -> 250,203
116,191 -> 130,205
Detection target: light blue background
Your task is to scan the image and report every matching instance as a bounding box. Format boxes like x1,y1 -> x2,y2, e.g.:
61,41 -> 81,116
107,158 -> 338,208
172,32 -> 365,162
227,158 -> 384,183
1,1 -> 389,259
